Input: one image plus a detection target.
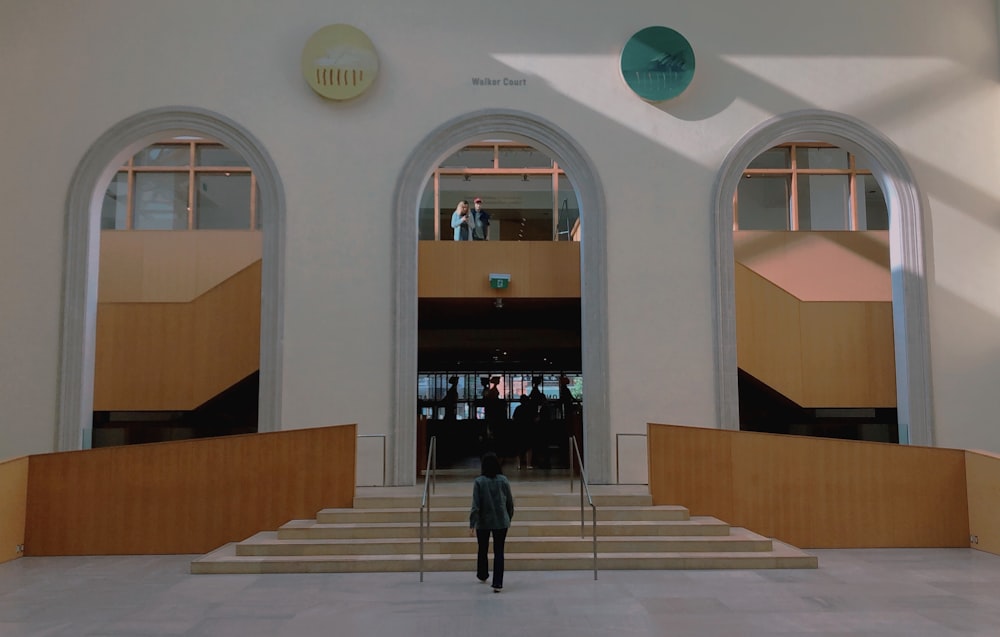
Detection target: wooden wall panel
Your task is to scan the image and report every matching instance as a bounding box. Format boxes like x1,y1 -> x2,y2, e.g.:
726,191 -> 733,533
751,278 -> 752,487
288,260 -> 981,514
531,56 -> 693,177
94,262 -> 261,411
24,425 -> 356,556
735,262 -> 897,408
799,302 -> 896,407
648,424 -> 969,548
647,424 -> 734,522
966,450 -> 1000,556
418,241 -> 580,297
0,457 -> 28,564
734,262 -> 803,400
99,230 -> 262,302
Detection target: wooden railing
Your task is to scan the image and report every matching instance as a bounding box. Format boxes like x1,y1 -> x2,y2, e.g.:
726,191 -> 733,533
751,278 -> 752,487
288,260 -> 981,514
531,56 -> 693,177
648,423 -> 971,549
418,241 -> 580,298
0,457 -> 28,563
23,424 -> 356,556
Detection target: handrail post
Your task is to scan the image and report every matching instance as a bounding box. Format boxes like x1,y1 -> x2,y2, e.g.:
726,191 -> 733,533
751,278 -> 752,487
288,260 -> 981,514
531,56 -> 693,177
568,435 -> 598,580
419,436 -> 437,583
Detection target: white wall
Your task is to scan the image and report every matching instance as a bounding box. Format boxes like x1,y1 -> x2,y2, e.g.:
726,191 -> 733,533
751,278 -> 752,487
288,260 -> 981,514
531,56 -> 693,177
2,0 -> 999,465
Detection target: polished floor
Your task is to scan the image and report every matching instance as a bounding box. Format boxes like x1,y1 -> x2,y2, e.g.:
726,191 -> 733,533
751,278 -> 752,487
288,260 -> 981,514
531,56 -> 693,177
3,548 -> 1000,636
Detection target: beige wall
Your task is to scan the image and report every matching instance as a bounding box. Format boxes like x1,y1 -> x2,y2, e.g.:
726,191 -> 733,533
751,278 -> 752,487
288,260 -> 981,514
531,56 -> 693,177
2,1 -> 1000,465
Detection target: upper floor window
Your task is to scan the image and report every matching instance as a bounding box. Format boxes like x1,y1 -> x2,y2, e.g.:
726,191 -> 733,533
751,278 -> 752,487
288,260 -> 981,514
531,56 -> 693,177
735,143 -> 888,231
101,139 -> 259,230
419,142 -> 579,241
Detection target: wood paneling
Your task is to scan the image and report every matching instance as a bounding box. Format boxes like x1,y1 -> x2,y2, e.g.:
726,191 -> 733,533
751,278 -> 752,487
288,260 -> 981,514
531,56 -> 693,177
93,261 -> 261,411
418,241 -> 580,298
966,450 -> 1000,556
648,423 -> 969,548
799,301 -> 896,406
99,230 -> 262,302
24,425 -> 356,556
735,262 -> 803,401
0,457 -> 28,564
735,262 -> 896,408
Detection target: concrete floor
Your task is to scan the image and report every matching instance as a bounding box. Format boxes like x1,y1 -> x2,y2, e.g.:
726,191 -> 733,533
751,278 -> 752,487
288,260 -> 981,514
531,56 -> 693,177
2,548 -> 1000,636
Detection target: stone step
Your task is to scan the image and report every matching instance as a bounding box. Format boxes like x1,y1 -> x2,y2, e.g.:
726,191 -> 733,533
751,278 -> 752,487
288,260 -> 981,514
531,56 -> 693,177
353,493 -> 653,509
318,505 -> 689,524
234,527 -> 775,556
191,539 -> 817,574
275,517 -> 731,540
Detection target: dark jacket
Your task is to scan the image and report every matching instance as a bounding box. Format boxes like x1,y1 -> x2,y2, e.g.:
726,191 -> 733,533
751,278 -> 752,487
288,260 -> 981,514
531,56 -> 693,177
469,474 -> 514,530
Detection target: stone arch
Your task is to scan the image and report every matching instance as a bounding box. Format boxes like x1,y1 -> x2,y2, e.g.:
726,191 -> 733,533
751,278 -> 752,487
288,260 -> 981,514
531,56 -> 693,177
392,109 -> 609,485
59,106 -> 286,450
712,109 -> 933,446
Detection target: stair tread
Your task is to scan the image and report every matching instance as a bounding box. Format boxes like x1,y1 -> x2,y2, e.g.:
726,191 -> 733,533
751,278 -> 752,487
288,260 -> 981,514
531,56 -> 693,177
196,545 -> 813,563
242,527 -> 768,545
283,517 -> 725,529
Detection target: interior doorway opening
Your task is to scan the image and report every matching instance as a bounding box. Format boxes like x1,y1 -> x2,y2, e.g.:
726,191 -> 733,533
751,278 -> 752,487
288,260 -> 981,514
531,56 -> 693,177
416,139 -> 583,474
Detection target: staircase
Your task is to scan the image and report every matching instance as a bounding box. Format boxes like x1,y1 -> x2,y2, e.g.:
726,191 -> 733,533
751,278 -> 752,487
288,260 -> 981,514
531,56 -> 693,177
191,480 -> 817,574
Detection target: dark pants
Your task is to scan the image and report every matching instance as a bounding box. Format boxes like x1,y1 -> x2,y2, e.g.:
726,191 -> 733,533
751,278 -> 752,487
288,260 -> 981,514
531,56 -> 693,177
476,527 -> 508,589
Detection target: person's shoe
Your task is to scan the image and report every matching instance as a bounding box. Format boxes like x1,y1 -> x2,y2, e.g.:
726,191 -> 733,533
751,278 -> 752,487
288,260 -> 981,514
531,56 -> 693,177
492,587 -> 502,593
478,576 -> 488,583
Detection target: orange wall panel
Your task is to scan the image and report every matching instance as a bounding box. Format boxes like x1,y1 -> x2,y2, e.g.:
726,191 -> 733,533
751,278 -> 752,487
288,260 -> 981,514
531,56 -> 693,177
24,425 -> 356,556
418,241 -> 580,298
649,423 -> 969,548
0,457 -> 28,564
966,450 -> 1000,556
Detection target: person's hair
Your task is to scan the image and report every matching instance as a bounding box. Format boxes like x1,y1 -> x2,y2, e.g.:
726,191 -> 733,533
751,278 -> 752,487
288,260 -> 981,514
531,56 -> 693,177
480,451 -> 502,478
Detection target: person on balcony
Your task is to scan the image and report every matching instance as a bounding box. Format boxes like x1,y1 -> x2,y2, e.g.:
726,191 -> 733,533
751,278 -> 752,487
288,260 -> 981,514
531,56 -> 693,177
451,200 -> 471,241
471,197 -> 491,240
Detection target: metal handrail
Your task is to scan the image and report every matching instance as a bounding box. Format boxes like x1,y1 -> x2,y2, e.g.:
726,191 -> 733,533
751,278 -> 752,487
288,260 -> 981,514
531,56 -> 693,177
568,435 -> 598,580
418,436 -> 437,582
357,433 -> 387,486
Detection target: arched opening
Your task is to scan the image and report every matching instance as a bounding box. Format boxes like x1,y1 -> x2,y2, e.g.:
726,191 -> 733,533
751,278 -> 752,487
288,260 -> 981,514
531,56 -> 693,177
393,109 -> 609,485
713,109 -> 933,446
416,139 -> 583,472
58,107 -> 286,451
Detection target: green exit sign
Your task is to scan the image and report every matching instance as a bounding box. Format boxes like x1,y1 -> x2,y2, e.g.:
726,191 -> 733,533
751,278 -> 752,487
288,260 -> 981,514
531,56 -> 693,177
489,273 -> 510,289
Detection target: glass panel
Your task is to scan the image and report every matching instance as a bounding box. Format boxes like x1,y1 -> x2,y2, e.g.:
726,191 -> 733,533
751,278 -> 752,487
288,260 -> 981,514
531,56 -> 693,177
798,174 -> 849,230
418,177 -> 436,240
134,173 -> 189,229
556,175 -> 580,241
439,147 -> 494,168
196,144 -> 248,167
498,147 -> 552,169
101,172 -> 129,229
747,148 -> 789,169
859,175 -> 889,230
796,147 -> 849,170
195,174 -> 251,229
133,144 -> 189,167
853,151 -> 873,171
736,176 -> 789,229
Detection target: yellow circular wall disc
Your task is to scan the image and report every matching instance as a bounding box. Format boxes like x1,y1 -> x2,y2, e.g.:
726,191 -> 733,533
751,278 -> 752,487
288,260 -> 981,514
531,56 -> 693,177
302,24 -> 379,101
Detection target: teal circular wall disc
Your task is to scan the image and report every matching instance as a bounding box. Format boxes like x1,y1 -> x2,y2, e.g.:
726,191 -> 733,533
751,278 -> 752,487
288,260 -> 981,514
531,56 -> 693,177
620,26 -> 695,101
